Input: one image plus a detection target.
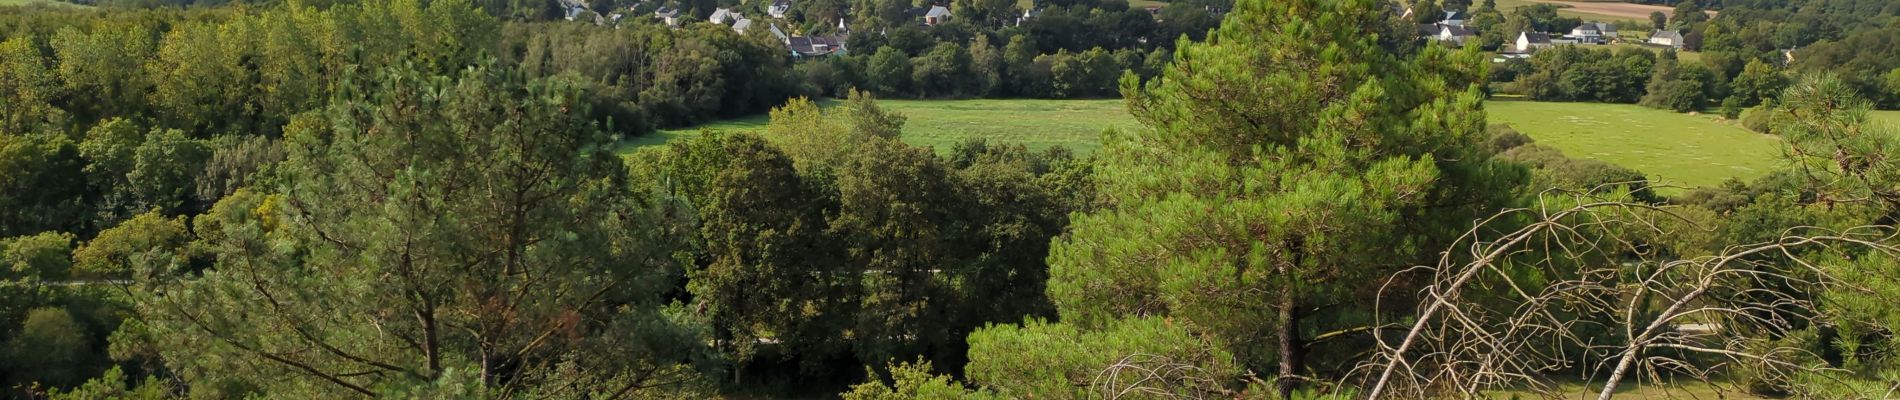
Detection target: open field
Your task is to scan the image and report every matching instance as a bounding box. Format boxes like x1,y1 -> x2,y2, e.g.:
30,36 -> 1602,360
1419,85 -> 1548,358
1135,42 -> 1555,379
0,0 -> 88,6
1486,99 -> 1783,191
1873,110 -> 1900,127
618,98 -> 1140,155
626,98 -> 1784,193
1490,380 -> 1769,399
1488,0 -> 1707,26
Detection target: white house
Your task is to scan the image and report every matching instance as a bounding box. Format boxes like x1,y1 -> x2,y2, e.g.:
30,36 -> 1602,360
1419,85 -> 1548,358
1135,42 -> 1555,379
710,7 -> 743,24
732,18 -> 753,33
1649,30 -> 1684,49
654,7 -> 681,26
1568,22 -> 1618,44
1419,23 -> 1475,47
768,0 -> 791,18
1515,31 -> 1552,53
921,5 -> 950,26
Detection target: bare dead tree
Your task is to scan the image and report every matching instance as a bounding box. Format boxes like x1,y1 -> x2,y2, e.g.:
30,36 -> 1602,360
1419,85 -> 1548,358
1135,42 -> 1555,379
1354,185 -> 1900,399
1091,353 -> 1235,400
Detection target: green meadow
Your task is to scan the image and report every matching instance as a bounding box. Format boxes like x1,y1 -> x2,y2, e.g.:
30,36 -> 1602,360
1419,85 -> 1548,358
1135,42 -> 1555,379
618,98 -> 1140,155
626,98 -> 1803,192
1486,99 -> 1782,190
0,0 -> 88,7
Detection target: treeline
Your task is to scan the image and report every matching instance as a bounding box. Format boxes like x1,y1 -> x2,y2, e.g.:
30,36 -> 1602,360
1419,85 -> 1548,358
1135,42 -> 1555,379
0,0 -> 801,233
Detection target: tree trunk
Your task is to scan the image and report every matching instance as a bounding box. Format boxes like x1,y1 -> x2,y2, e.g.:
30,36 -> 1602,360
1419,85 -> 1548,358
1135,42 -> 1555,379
1277,290 -> 1302,400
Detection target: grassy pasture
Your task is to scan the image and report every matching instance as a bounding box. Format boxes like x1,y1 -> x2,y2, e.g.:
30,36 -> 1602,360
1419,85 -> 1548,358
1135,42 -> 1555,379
0,0 -> 88,7
623,98 -> 1787,193
617,98 -> 1140,155
1873,110 -> 1900,127
1486,99 -> 1783,191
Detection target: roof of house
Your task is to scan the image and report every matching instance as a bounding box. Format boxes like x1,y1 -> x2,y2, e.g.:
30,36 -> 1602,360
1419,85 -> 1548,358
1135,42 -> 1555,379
1521,32 -> 1552,44
1443,10 -> 1461,20
788,35 -> 846,56
1443,25 -> 1474,37
732,18 -> 753,32
1597,22 -> 1617,33
924,5 -> 950,18
654,7 -> 678,17
1418,24 -> 1439,36
771,0 -> 790,8
1652,30 -> 1683,41
710,8 -> 740,23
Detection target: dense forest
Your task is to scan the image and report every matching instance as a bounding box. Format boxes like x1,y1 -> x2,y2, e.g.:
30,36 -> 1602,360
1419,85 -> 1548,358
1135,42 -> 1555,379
3,0 -> 1900,398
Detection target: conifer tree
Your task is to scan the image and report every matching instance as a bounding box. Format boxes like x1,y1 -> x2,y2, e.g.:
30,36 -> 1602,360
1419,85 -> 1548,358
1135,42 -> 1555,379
1042,0 -> 1520,395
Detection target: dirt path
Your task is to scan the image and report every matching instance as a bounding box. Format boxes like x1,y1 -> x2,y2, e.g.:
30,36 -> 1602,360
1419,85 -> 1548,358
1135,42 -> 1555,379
1527,0 -> 1712,20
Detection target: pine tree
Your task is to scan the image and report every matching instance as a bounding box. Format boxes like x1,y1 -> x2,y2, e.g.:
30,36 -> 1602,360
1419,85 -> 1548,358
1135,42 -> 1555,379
1044,0 -> 1521,395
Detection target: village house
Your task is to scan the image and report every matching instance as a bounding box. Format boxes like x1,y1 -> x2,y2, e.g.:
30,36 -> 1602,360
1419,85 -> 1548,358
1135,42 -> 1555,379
769,0 -> 791,18
1648,30 -> 1684,49
710,7 -> 743,24
653,7 -> 681,26
1568,22 -> 1617,44
1419,23 -> 1475,47
788,35 -> 846,57
1440,10 -> 1463,27
1515,31 -> 1552,53
916,5 -> 950,26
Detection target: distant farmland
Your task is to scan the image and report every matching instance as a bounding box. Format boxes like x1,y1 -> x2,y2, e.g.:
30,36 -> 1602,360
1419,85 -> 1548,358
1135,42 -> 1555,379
618,98 -> 1140,155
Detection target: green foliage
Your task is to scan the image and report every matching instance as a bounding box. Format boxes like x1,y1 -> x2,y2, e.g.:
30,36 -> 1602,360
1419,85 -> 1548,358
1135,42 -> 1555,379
132,65 -> 705,397
1775,75 -> 1900,215
1512,46 -> 1655,103
691,132 -> 857,370
70,211 -> 190,280
0,131 -> 88,237
1730,59 -> 1788,106
843,360 -> 999,400
2,307 -> 95,389
868,46 -> 914,95
965,318 -> 1243,398
1498,143 -> 1662,202
1051,0 -> 1519,395
1640,57 -> 1723,112
127,129 -> 211,215
0,231 -> 74,281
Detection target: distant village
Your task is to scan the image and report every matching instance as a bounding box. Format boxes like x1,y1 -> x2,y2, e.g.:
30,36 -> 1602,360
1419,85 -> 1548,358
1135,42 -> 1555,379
1405,6 -> 1692,61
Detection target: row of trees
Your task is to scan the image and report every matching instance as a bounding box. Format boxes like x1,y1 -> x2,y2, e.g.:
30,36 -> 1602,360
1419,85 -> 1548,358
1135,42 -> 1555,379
7,0 -> 1900,398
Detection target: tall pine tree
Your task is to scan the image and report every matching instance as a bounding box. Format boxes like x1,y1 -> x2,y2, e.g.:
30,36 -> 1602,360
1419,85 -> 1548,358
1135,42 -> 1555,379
1042,0 -> 1521,395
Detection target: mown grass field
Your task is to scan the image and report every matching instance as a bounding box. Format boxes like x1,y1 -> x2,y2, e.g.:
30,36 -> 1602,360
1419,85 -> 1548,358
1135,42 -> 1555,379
1873,110 -> 1900,127
625,98 -> 1794,193
1487,99 -> 1783,191
0,0 -> 88,7
618,98 -> 1140,155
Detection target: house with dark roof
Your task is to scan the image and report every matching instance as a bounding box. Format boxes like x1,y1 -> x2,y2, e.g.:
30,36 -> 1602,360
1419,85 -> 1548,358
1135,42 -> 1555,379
654,7 -> 681,26
1568,22 -> 1617,44
788,34 -> 847,57
1649,30 -> 1684,49
1515,31 -> 1553,53
1425,24 -> 1476,47
710,7 -> 742,24
1441,10 -> 1464,27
